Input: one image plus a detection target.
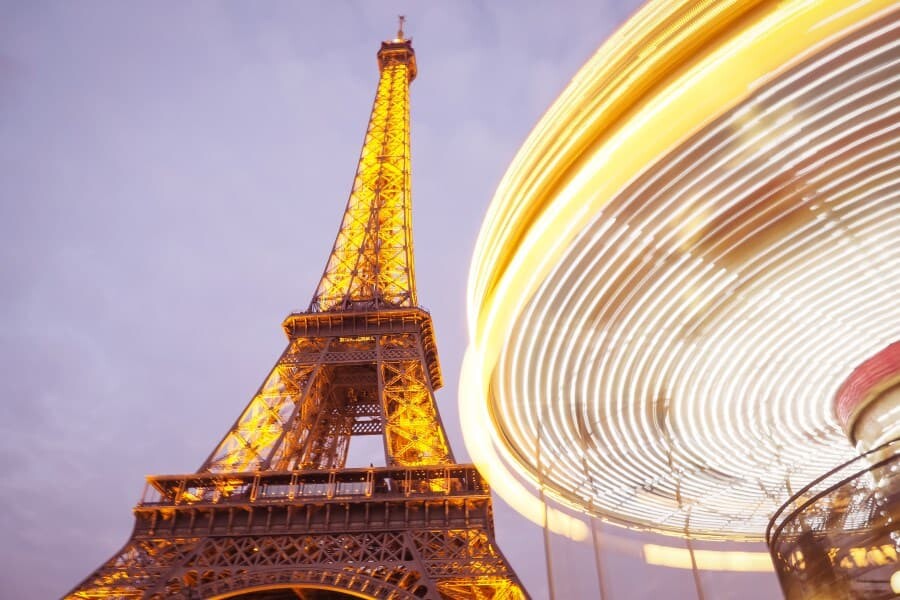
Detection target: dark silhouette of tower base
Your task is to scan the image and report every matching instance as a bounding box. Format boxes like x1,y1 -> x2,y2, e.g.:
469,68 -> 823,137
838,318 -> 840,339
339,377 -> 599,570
67,24 -> 526,600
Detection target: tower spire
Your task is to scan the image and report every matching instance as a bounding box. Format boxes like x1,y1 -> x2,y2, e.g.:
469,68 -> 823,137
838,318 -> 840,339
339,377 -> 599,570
310,29 -> 418,312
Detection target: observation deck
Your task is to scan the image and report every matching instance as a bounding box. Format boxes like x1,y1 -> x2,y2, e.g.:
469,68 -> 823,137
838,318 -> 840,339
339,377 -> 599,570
134,466 -> 497,541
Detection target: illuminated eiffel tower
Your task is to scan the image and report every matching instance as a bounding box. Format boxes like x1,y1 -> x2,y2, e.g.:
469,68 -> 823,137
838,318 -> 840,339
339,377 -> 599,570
67,21 -> 527,600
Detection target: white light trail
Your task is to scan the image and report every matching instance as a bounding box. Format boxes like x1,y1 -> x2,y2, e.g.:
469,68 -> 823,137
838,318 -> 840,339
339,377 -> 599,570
463,0 -> 900,539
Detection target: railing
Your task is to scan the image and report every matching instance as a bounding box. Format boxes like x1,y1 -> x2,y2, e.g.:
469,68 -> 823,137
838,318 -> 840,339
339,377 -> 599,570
766,438 -> 900,599
283,347 -> 419,365
139,465 -> 488,507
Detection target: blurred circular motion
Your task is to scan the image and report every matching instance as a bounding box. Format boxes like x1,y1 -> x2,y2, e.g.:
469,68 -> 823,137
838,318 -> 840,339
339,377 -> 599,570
463,0 -> 900,539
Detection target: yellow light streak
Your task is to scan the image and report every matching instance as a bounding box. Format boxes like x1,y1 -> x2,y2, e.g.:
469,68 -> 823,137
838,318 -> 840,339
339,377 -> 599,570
643,544 -> 774,572
462,0 -> 900,538
460,348 -> 589,540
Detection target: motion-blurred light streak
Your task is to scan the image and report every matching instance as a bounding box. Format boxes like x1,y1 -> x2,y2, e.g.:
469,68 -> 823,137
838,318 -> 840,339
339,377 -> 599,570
462,0 -> 900,541
643,544 -> 775,572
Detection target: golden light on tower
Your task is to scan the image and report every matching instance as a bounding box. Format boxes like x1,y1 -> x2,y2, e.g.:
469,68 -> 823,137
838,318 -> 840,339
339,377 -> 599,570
68,22 -> 526,599
461,0 -> 900,543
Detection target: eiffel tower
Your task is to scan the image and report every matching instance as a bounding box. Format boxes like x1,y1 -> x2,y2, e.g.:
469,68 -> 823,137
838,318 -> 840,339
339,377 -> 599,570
67,21 -> 527,600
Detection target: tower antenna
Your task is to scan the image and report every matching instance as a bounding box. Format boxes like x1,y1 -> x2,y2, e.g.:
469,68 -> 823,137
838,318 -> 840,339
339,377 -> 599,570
397,15 -> 406,40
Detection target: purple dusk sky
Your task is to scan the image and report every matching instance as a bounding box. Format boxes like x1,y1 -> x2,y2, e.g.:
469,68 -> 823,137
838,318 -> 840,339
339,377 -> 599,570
1,3 -> 781,598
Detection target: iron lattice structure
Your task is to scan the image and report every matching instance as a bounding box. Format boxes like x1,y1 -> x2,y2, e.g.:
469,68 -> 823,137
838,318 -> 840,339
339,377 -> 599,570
67,29 -> 526,600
